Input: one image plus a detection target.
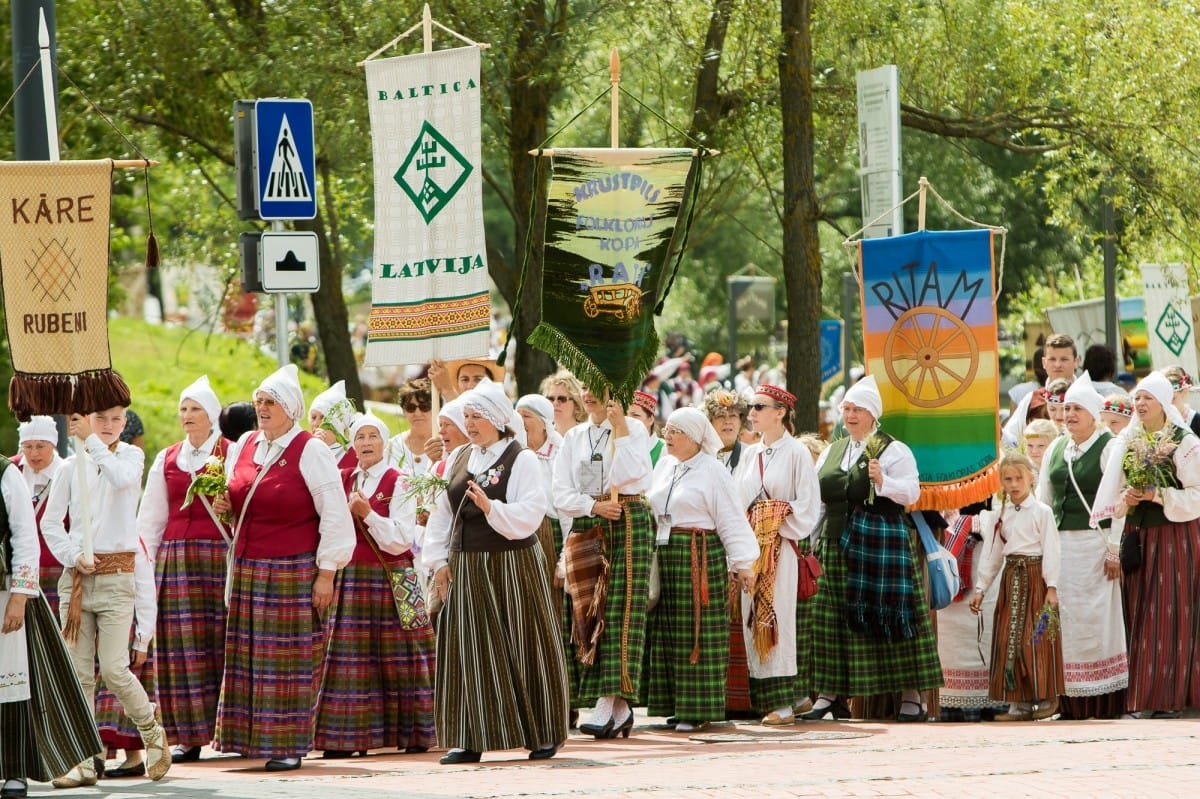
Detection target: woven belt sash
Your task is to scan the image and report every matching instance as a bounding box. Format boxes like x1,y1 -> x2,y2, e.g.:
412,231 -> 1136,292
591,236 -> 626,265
672,526 -> 715,665
64,551 -> 138,644
1001,554 -> 1042,691
747,499 -> 791,659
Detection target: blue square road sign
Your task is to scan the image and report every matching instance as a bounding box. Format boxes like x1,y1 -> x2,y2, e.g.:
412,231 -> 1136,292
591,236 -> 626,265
255,99 -> 317,220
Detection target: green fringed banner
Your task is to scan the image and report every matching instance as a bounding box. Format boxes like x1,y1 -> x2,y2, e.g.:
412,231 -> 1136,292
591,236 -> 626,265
529,148 -> 699,405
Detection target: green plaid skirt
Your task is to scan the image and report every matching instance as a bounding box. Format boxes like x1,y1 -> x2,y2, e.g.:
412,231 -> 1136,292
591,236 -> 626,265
574,497 -> 654,704
646,529 -> 730,722
809,509 -> 943,695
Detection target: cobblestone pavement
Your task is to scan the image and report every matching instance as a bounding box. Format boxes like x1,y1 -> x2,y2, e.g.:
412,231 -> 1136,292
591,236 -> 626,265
37,714 -> 1200,799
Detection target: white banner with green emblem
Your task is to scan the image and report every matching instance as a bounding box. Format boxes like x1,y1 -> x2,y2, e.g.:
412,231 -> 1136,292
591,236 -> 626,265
363,46 -> 491,366
1141,262 -> 1197,377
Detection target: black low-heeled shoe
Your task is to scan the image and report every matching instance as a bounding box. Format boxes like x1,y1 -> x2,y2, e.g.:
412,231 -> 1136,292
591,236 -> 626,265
607,713 -> 634,739
172,746 -> 202,763
1,779 -> 28,798
896,700 -> 928,723
103,762 -> 146,779
578,716 -> 615,738
528,744 -> 559,760
321,750 -> 354,760
402,746 -> 428,754
264,758 -> 302,772
439,749 -> 482,765
800,698 -> 851,721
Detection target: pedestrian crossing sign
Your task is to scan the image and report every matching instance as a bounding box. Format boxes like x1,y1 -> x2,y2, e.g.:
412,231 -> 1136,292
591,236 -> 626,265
255,99 -> 317,220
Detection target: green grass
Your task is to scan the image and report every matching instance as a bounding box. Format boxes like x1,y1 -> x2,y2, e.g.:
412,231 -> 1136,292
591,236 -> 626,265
109,318 -> 405,456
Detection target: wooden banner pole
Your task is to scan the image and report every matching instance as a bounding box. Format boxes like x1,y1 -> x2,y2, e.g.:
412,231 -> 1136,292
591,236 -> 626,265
610,48 -> 620,149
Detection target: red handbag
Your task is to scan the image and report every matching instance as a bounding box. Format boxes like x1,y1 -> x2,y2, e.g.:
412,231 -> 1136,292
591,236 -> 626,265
787,538 -> 823,600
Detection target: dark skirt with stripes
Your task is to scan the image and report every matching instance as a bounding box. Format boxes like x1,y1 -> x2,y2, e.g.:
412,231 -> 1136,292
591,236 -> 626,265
154,538 -> 227,748
988,555 -> 1064,703
809,509 -> 943,695
0,592 -> 102,781
435,547 -> 569,753
314,562 -> 436,752
573,498 -> 654,704
214,553 -> 323,759
40,566 -> 63,619
646,530 -> 730,723
95,640 -> 157,752
1123,519 -> 1200,713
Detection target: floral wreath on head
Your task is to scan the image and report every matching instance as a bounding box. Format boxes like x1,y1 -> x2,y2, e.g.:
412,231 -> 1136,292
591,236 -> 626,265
704,388 -> 747,420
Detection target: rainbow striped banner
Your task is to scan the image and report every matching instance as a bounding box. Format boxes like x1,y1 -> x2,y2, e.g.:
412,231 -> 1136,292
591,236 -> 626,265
857,229 -> 1000,510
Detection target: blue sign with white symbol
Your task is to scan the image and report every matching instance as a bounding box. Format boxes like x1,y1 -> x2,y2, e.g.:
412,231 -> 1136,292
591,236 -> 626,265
255,99 -> 316,220
820,319 -> 843,382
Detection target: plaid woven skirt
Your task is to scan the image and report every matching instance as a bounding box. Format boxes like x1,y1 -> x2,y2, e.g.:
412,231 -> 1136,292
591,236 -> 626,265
435,547 -> 569,753
314,562 -> 436,752
214,553 -> 324,759
95,639 -> 158,751
1123,519 -> 1200,712
154,538 -> 227,747
40,565 -> 63,618
809,510 -> 942,696
988,555 -> 1064,703
646,530 -> 730,723
574,498 -> 654,703
0,592 -> 102,781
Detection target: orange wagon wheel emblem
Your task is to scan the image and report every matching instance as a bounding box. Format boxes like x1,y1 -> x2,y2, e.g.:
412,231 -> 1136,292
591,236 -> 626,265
883,306 -> 979,408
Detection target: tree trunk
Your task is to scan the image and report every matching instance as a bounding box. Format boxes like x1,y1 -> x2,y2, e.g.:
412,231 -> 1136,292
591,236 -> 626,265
298,210 -> 363,405
505,1 -> 563,396
778,0 -> 822,431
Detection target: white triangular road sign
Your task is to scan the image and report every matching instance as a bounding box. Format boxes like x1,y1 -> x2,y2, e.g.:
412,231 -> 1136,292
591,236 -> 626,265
264,114 -> 312,202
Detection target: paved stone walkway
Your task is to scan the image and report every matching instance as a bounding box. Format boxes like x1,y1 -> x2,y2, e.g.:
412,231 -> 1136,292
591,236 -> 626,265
36,715 -> 1200,799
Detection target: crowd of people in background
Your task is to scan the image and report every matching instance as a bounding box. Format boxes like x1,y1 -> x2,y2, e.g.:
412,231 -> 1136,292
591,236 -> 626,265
3,333 -> 1199,794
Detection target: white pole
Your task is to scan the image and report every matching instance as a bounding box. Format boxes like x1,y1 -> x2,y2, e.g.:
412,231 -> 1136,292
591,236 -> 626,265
42,9 -> 92,564
38,10 -> 60,161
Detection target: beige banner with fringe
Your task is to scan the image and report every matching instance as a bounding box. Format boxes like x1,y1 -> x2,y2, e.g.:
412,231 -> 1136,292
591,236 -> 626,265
0,160 -> 129,420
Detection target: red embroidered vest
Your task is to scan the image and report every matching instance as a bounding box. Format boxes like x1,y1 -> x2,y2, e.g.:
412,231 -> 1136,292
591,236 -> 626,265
340,467 -> 409,566
162,439 -> 234,542
229,431 -> 319,559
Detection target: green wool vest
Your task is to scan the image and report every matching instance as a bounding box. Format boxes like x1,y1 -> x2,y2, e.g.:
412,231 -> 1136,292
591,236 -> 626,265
1045,431 -> 1111,531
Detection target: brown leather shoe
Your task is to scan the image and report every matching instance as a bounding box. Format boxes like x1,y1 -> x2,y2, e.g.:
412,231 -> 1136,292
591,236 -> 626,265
1031,698 -> 1059,721
992,709 -> 1033,722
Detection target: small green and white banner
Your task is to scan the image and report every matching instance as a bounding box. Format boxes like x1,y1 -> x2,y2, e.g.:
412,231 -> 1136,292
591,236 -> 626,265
1140,262 -> 1197,376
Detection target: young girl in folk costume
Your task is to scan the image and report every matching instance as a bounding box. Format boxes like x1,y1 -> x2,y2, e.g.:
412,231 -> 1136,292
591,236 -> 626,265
970,451 -> 1064,721
1022,420 -> 1060,474
10,417 -> 67,614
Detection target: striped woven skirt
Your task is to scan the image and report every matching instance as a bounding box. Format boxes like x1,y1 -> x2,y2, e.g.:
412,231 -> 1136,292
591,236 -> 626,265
314,562 -> 436,752
435,546 -> 569,753
154,538 -> 227,748
809,509 -> 943,696
214,553 -> 323,759
95,640 -> 157,751
646,529 -> 730,723
988,555 -> 1064,703
573,497 -> 654,704
1122,520 -> 1200,713
0,592 -> 102,781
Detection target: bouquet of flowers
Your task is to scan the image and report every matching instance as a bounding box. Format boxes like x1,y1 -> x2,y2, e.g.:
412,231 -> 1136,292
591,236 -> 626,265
181,455 -> 231,523
319,397 -> 358,448
1031,601 -> 1060,645
863,432 -> 888,504
398,472 -> 450,517
1121,428 -> 1179,490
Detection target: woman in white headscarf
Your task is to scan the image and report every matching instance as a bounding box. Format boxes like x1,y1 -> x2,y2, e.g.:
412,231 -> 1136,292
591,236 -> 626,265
308,380 -> 356,469
515,394 -> 565,575
424,379 -> 569,764
1090,370 -> 1200,718
809,375 -> 942,723
644,408 -> 758,733
211,364 -> 355,772
313,414 -> 435,758
137,376 -> 233,764
1034,374 -> 1127,719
